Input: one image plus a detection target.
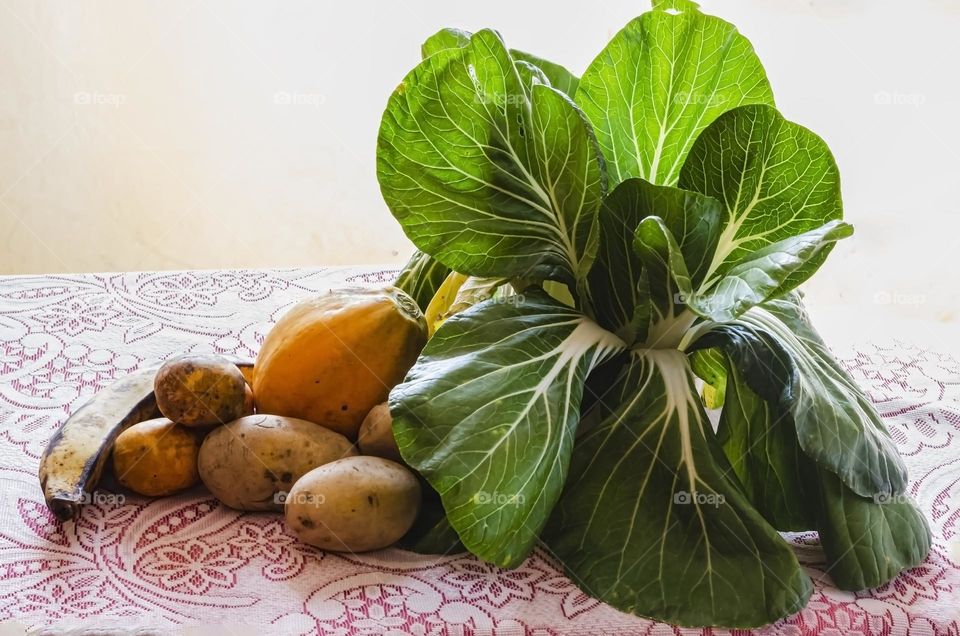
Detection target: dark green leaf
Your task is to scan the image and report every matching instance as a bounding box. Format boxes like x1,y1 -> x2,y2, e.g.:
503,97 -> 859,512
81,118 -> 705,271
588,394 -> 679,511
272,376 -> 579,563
815,466 -> 931,590
633,216 -> 695,322
695,293 -> 908,499
544,349 -> 811,627
701,221 -> 853,321
391,290 -> 624,567
717,361 -> 815,531
588,178 -> 722,343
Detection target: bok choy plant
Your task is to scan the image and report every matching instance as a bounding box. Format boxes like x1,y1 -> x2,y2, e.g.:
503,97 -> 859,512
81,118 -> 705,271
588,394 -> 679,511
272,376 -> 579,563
379,0 -> 931,627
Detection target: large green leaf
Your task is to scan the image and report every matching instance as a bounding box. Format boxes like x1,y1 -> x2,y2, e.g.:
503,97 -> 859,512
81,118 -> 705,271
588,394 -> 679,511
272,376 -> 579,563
391,290 -> 624,567
576,6 -> 773,187
379,30 -> 603,284
713,349 -> 929,582
697,293 -> 908,499
544,349 -> 811,627
395,250 -> 451,312
679,105 -> 844,294
711,340 -> 929,585
814,466 -> 930,590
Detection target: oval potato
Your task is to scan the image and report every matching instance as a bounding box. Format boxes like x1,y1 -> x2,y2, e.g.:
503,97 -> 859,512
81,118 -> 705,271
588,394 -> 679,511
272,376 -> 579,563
357,403 -> 402,463
112,418 -> 200,497
155,355 -> 247,427
284,456 -> 420,552
198,414 -> 355,511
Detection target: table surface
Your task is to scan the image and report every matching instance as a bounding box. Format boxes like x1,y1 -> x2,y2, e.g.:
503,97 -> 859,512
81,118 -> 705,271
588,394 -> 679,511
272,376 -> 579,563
0,267 -> 957,635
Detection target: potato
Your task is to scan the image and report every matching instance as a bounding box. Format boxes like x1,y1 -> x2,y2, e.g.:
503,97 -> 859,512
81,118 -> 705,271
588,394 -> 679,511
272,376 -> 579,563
155,355 -> 247,427
284,456 -> 420,552
198,414 -> 356,511
357,403 -> 402,463
112,418 -> 200,496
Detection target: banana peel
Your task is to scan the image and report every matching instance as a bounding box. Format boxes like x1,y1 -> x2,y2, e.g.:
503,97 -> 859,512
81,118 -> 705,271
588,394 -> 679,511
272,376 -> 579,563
38,359 -> 253,522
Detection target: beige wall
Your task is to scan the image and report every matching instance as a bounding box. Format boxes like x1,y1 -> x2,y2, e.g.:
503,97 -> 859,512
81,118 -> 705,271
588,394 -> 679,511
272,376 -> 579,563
0,0 -> 957,333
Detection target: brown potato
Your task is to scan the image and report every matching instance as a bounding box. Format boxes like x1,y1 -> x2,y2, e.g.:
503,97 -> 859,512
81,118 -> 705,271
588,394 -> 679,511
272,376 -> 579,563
198,414 -> 356,511
155,355 -> 247,427
357,403 -> 402,463
284,456 -> 421,552
112,418 -> 200,496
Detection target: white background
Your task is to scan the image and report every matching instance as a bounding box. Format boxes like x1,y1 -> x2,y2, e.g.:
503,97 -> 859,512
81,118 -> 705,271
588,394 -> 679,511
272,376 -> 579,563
0,0 -> 956,348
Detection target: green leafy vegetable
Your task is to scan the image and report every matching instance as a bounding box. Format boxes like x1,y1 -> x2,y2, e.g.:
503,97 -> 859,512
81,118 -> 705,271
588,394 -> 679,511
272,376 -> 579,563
391,290 -> 624,567
545,350 -> 812,626
379,2 -> 929,627
678,104 -> 847,297
703,294 -> 909,498
814,466 -> 930,591
378,29 -> 604,287
576,6 -> 774,186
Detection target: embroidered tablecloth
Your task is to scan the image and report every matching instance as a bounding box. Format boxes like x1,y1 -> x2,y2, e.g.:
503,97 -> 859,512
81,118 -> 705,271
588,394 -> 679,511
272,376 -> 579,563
0,267 -> 957,635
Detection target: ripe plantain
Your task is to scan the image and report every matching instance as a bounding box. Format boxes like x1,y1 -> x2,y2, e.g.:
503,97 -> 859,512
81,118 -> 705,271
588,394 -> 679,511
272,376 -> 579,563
38,360 -> 253,522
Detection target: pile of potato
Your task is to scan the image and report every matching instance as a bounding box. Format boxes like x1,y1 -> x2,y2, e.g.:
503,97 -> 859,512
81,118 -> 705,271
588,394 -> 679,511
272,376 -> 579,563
112,353 -> 421,553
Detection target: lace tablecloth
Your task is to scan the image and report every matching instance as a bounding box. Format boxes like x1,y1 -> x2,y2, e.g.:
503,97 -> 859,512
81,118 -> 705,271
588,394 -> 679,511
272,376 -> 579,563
0,267 -> 957,635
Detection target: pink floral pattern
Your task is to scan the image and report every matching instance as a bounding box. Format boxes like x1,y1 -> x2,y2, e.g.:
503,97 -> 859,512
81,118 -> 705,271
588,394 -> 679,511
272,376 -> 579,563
0,266 -> 957,634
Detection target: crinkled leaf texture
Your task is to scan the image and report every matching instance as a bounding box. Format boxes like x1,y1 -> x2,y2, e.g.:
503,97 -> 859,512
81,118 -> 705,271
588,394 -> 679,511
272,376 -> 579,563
391,290 -> 624,567
576,5 -> 773,187
544,349 -> 812,627
378,29 -> 604,285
